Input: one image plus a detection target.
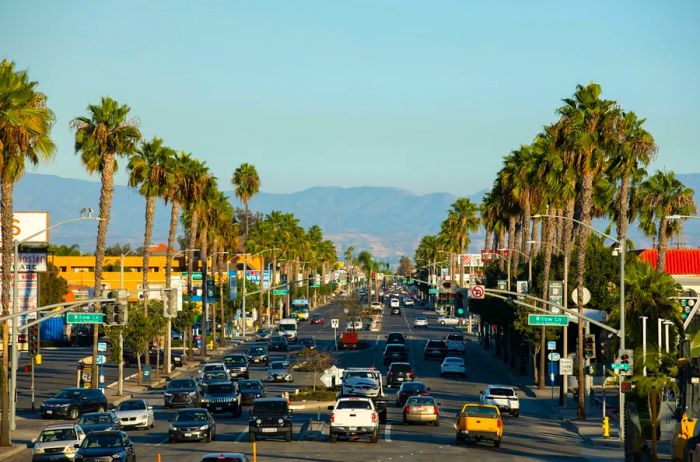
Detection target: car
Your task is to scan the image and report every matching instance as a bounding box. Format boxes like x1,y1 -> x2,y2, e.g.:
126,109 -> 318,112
168,408 -> 216,443
255,328 -> 273,342
390,306 -> 401,316
437,316 -> 461,326
164,378 -> 202,408
238,380 -> 266,406
75,430 -> 136,462
386,362 -> 415,387
198,362 -> 227,380
386,332 -> 406,345
403,298 -> 415,306
424,339 -> 447,360
390,298 -> 400,308
201,370 -> 229,387
370,302 -> 383,312
200,454 -> 250,462
202,379 -> 242,416
246,345 -> 269,365
31,424 -> 86,462
444,332 -> 467,344
396,381 -> 430,408
441,357 -> 467,377
446,339 -> 466,355
223,354 -> 250,379
78,412 -> 121,434
115,399 -> 155,430
248,398 -> 293,442
402,395 -> 440,426
383,343 -> 409,365
480,385 -> 520,417
328,397 -> 379,443
267,335 -> 289,352
266,360 -> 293,382
310,314 -> 324,325
41,388 -> 108,420
455,403 -> 503,447
346,317 -> 363,331
413,316 -> 429,328
298,337 -> 317,350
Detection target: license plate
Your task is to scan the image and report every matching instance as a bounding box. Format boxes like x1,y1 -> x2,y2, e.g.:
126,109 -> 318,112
349,426 -> 357,431
262,428 -> 277,433
184,433 -> 192,437
215,407 -> 222,411
397,378 -> 404,381
46,410 -> 53,414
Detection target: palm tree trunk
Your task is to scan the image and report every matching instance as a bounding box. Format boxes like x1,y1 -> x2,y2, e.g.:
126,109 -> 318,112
617,174 -> 631,245
187,212 -> 199,297
512,220 -> 522,278
165,202 -> 180,291
1,176 -> 14,446
563,199 -> 576,251
531,217 -> 540,256
521,194 -> 531,257
538,216 -> 554,389
142,195 -> 155,365
507,217 -> 516,280
657,218 -> 669,274
498,229 -> 506,272
484,231 -> 492,255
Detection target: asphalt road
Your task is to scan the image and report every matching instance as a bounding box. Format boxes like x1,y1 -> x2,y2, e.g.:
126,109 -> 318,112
10,298 -> 595,461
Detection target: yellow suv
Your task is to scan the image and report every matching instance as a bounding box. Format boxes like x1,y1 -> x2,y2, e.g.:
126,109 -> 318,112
454,403 -> 503,448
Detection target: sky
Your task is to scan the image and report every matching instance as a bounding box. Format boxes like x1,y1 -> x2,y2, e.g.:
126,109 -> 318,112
1,1 -> 699,198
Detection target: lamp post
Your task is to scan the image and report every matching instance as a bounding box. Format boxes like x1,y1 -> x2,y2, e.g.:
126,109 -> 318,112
664,320 -> 673,354
534,213 -> 625,438
117,247 -> 137,395
658,318 -> 665,357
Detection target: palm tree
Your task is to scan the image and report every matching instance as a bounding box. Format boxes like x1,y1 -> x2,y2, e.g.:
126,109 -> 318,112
181,159 -> 211,297
127,137 -> 174,312
637,170 -> 696,273
232,163 -> 260,240
445,198 -> 480,286
72,96 -> 141,387
0,59 -> 55,446
163,152 -> 191,292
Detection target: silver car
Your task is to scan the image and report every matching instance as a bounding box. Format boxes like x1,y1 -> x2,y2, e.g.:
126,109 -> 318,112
32,424 -> 86,461
266,361 -> 293,382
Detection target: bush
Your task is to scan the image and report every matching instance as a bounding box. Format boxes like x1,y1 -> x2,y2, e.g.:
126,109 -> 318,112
289,388 -> 338,402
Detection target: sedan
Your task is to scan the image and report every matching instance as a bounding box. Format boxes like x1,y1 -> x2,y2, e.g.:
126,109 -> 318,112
238,380 -> 266,406
267,336 -> 288,352
255,328 -> 273,342
78,412 -> 121,434
310,314 -> 324,325
402,396 -> 440,426
75,431 -> 136,462
115,399 -> 154,430
413,316 -> 428,328
32,424 -> 85,462
396,382 -> 430,408
446,340 -> 466,355
168,408 -> 216,443
266,361 -> 293,382
247,345 -> 269,365
440,357 -> 467,378
200,454 -> 250,462
437,316 -> 461,326
403,298 -> 415,306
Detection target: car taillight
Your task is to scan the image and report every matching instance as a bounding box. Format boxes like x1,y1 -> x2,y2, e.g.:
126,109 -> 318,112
408,371 -> 414,378
433,406 -> 439,415
497,419 -> 502,428
405,406 -> 411,414
419,392 -> 429,396
371,412 -> 377,422
388,371 -> 393,376
330,412 -> 335,423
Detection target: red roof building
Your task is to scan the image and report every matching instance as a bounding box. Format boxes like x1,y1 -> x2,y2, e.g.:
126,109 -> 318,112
637,249 -> 700,275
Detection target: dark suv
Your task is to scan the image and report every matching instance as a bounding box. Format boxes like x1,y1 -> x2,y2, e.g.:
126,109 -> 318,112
247,345 -> 268,365
40,388 -> 108,420
164,378 -> 202,408
386,362 -> 415,387
424,339 -> 447,360
248,398 -> 293,442
383,344 -> 409,365
202,380 -> 241,416
386,332 -> 406,345
223,354 -> 249,380
268,336 -> 288,352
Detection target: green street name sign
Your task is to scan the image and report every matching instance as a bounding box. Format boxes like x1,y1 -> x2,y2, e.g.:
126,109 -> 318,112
611,363 -> 630,371
67,312 -> 105,324
527,314 -> 569,327
310,284 -> 321,288
428,288 -> 440,294
273,289 -> 288,296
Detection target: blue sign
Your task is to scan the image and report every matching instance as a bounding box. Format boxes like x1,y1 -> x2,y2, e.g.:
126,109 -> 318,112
292,299 -> 309,306
228,271 -> 238,301
246,270 -> 272,289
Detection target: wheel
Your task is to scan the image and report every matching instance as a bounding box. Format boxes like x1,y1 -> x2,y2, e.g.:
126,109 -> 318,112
68,407 -> 79,420
434,419 -> 440,427
96,405 -> 106,413
285,430 -> 292,442
379,411 -> 387,424
169,436 -> 176,444
370,429 -> 379,443
211,430 -> 216,441
205,431 -> 211,442
512,410 -> 520,417
248,432 -> 256,442
330,432 -> 338,443
455,434 -> 462,445
494,440 -> 501,448
402,415 -> 407,425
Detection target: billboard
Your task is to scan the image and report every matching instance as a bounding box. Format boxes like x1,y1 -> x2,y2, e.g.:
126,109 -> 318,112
461,254 -> 484,268
0,212 -> 49,243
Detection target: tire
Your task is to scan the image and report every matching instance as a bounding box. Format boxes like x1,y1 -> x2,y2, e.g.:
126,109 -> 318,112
68,407 -> 79,420
329,432 -> 337,443
211,430 -> 216,441
205,431 -> 211,443
402,415 -> 407,425
248,432 -> 256,443
169,436 -> 176,444
455,435 -> 462,445
434,419 -> 440,427
379,411 -> 387,424
494,440 -> 501,448
370,430 -> 378,443
512,410 -> 520,418
285,430 -> 292,442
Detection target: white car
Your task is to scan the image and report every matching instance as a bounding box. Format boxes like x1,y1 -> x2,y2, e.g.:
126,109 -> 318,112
115,399 -> 155,429
440,357 -> 467,377
370,302 -> 383,311
446,339 -> 465,355
413,316 -> 429,328
346,317 -> 363,331
480,384 -> 520,417
437,316 -> 461,326
198,362 -> 227,380
390,298 -> 400,308
32,423 -> 86,461
403,298 -> 415,306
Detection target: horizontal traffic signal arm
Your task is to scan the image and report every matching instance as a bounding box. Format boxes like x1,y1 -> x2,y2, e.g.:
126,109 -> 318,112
0,298 -> 113,326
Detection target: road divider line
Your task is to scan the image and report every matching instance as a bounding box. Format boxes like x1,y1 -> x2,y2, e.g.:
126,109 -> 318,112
375,334 -> 381,346
235,429 -> 248,442
154,437 -> 170,447
384,423 -> 392,442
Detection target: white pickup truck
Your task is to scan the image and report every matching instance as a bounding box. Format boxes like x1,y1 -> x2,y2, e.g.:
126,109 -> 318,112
328,397 -> 379,443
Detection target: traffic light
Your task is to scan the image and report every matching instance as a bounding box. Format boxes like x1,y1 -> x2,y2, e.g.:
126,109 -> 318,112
680,297 -> 698,320
28,325 -> 39,356
584,334 -> 596,359
619,349 -> 634,376
455,289 -> 468,317
113,289 -> 128,326
206,278 -> 215,298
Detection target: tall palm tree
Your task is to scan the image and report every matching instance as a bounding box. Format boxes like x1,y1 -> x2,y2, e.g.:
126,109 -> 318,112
637,170 -> 696,273
232,163 -> 260,240
127,137 -> 174,312
163,152 -> 191,293
0,59 -> 55,446
181,159 -> 211,297
443,198 -> 480,286
72,97 -> 140,388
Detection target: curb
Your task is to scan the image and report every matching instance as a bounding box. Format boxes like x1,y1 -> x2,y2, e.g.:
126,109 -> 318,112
0,445 -> 26,461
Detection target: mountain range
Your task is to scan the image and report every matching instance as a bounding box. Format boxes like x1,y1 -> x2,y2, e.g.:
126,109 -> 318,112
11,173 -> 700,260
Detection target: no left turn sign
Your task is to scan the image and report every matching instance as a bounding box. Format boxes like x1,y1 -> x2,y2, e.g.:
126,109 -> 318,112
470,285 -> 485,299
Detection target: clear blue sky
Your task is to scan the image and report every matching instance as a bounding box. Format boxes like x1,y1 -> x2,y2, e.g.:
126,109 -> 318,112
2,1 -> 698,197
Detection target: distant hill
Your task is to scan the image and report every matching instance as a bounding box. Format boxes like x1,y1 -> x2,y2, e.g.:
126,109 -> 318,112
11,173 -> 700,260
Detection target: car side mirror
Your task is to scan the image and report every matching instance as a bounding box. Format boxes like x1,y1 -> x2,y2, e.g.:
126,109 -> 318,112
148,406 -> 153,410
327,405 -> 334,411
74,444 -> 80,449
30,438 -> 36,446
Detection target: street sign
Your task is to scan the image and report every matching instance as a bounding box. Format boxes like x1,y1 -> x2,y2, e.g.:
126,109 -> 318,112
548,281 -> 563,314
571,287 -> 591,305
527,314 -> 569,326
547,341 -> 556,350
96,354 -> 107,365
516,280 -> 529,300
497,280 -> 508,291
273,289 -> 288,296
469,285 -> 485,300
428,288 -> 440,294
611,363 -> 630,371
331,318 -> 339,329
547,352 -> 561,361
559,358 -> 573,375
66,312 -> 104,324
97,342 -> 107,352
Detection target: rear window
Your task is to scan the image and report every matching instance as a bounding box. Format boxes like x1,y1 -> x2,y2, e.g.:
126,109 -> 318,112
447,334 -> 463,341
337,400 -> 372,410
225,356 -> 247,365
390,364 -> 412,372
464,406 -> 499,418
401,382 -> 426,392
387,334 -> 405,343
406,397 -> 435,406
386,345 -> 406,353
427,340 -> 444,347
490,388 -> 515,397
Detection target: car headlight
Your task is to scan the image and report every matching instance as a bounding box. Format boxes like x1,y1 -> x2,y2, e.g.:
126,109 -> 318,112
278,418 -> 284,424
169,424 -> 175,431
65,446 -> 77,454
255,418 -> 262,425
188,391 -> 197,397
33,448 -> 45,455
199,425 -> 209,431
201,398 -> 209,403
111,451 -> 124,459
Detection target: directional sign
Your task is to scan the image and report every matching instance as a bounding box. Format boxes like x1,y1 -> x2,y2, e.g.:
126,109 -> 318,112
66,313 -> 104,324
559,358 -> 573,375
331,318 -> 339,329
527,314 -> 569,327
611,363 -> 631,371
547,341 -> 556,350
97,342 -> 107,352
428,288 -> 440,294
548,352 -> 561,361
469,285 -> 485,300
96,355 -> 107,365
273,289 -> 288,296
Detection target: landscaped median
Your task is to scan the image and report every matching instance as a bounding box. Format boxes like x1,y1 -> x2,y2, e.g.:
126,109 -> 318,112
288,387 -> 337,411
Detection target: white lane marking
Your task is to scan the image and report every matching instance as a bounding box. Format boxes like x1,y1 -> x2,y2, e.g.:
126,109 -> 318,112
375,334 -> 381,346
235,429 -> 248,442
154,437 -> 170,447
384,423 -> 392,442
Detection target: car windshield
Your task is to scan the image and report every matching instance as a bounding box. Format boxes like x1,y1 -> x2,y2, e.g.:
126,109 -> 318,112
464,406 -> 499,418
344,371 -> 375,380
53,389 -> 82,400
445,358 -> 463,364
118,401 -> 145,411
80,414 -> 114,425
204,372 -> 228,380
169,379 -> 195,389
415,317 -> 426,321
254,401 -> 287,414
391,364 -> 412,372
490,388 -> 515,397
387,334 -> 404,342
207,384 -> 234,394
82,433 -> 124,448
240,381 -> 263,391
336,400 -> 372,410
407,397 -> 435,406
269,362 -> 287,369
249,347 -> 265,354
225,356 -> 247,365
38,428 -> 77,442
174,411 -> 208,422
427,340 -> 444,347
402,383 -> 426,392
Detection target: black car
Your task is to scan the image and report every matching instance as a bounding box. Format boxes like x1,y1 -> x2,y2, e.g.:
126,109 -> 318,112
268,335 -> 288,352
202,380 -> 241,416
390,306 -> 401,315
395,381 -> 430,407
223,354 -> 249,380
238,380 -> 266,406
247,345 -> 269,365
383,344 -> 409,365
41,388 -> 108,420
386,362 -> 415,387
78,412 -> 122,434
386,332 -> 406,345
200,454 -> 249,462
76,431 -> 135,462
248,398 -> 293,442
424,339 -> 447,360
169,408 -> 216,443
298,337 -> 316,350
164,378 -> 202,408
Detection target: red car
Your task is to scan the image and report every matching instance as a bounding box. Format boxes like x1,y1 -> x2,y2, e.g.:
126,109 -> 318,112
310,314 -> 324,325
